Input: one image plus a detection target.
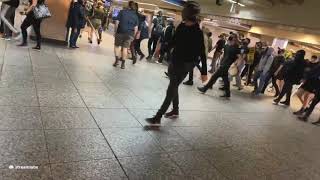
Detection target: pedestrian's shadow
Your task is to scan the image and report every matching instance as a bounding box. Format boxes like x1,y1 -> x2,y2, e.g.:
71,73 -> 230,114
143,125 -> 161,131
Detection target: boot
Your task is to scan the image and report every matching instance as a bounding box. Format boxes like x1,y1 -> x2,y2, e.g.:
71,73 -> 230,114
120,60 -> 125,69
293,107 -> 305,115
145,115 -> 162,126
113,57 -> 120,67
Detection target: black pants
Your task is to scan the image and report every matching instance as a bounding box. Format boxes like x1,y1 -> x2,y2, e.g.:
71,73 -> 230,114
159,43 -> 171,63
205,67 -> 230,96
21,13 -> 42,47
187,63 -> 201,82
133,38 -> 144,56
242,62 -> 258,84
275,80 -> 294,103
304,91 -> 320,118
156,63 -> 191,117
262,73 -> 280,95
69,27 -> 81,47
148,34 -> 160,57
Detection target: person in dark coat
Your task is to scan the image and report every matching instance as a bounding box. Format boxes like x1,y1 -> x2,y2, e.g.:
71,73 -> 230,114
145,1 -> 208,125
68,0 -> 86,48
273,50 -> 306,106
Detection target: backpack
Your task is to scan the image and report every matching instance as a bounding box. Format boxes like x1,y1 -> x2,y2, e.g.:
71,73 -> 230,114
152,17 -> 164,35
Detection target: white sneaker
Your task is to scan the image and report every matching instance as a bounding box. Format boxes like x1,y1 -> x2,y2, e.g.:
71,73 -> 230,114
14,33 -> 22,41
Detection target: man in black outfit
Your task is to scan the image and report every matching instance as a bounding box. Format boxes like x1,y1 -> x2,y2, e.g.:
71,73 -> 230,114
146,11 -> 165,60
146,1 -> 208,126
273,50 -> 306,106
298,64 -> 320,125
156,19 -> 175,64
197,34 -> 240,98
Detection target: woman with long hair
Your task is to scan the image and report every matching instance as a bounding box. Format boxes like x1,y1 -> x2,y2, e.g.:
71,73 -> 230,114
17,0 -> 46,50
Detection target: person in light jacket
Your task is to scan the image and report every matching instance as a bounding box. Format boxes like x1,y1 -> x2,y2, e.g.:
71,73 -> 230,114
252,47 -> 274,95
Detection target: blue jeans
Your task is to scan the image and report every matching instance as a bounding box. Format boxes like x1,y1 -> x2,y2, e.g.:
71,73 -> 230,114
69,27 -> 81,47
253,71 -> 269,94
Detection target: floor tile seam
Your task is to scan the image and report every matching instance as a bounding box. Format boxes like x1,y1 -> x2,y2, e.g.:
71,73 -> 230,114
89,66 -> 152,108
55,53 -> 130,179
27,48 -> 54,178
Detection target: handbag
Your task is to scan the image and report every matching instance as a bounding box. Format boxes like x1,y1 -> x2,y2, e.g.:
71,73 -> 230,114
228,63 -> 238,76
33,4 -> 51,19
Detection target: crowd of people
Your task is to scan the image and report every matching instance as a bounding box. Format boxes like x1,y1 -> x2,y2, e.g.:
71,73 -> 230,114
111,1 -> 320,126
0,0 -> 46,50
1,1 -> 319,126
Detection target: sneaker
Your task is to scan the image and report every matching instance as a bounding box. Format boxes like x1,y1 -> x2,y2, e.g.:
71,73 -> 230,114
164,110 -> 179,119
312,120 -> 320,125
208,69 -> 214,73
280,101 -> 290,106
183,81 -> 193,86
139,54 -> 145,61
197,86 -> 207,94
272,99 -> 279,105
155,60 -> 162,64
4,37 -> 11,41
145,116 -> 161,126
146,56 -> 152,60
32,46 -> 41,51
218,87 -> 225,91
17,42 -> 28,47
220,94 -> 230,99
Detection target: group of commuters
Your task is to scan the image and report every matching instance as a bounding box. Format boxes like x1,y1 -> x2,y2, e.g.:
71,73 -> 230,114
0,0 -> 46,50
112,1 -> 320,126
66,0 -> 109,48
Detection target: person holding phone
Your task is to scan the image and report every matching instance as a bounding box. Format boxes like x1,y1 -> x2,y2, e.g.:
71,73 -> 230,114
145,1 -> 208,126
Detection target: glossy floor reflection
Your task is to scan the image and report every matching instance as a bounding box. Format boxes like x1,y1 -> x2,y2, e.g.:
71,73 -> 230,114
0,34 -> 320,180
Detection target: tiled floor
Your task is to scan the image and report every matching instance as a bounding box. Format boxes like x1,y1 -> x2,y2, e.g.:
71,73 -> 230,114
1,33 -> 320,180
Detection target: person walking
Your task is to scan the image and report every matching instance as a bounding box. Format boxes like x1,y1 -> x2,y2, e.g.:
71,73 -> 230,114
113,1 -> 139,69
68,0 -> 86,48
261,48 -> 285,96
145,1 -> 208,125
297,64 -> 320,125
133,15 -> 148,61
197,33 -> 240,99
146,11 -> 165,60
252,47 -> 274,95
17,0 -> 46,50
183,28 -> 211,86
273,50 -> 306,106
0,0 -> 20,40
156,18 -> 175,64
208,34 -> 226,73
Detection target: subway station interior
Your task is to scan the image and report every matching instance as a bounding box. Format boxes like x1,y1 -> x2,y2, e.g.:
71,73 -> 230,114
0,0 -> 320,179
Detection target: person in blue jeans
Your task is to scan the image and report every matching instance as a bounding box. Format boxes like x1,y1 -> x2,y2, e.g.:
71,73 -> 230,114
68,0 -> 85,49
252,47 -> 274,95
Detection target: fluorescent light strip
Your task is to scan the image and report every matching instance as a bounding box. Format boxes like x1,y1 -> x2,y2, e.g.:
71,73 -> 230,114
227,0 -> 245,7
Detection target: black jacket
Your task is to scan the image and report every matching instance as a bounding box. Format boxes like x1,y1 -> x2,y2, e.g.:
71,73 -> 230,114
4,0 -> 19,8
170,23 -> 207,75
283,55 -> 306,84
66,2 -> 85,29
